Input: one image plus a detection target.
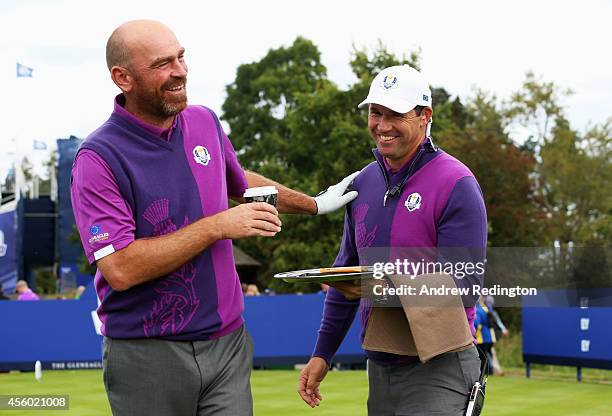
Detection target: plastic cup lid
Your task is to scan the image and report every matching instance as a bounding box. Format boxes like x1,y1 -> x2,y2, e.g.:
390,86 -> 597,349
243,186 -> 278,198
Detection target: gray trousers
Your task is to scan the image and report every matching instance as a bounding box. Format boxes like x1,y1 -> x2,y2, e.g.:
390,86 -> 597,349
367,346 -> 481,416
102,325 -> 253,416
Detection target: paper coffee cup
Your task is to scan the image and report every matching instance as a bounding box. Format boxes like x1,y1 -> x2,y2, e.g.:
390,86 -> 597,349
243,186 -> 278,206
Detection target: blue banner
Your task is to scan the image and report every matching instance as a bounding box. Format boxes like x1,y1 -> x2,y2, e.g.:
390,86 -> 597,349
523,290 -> 612,370
0,209 -> 17,294
0,292 -> 364,371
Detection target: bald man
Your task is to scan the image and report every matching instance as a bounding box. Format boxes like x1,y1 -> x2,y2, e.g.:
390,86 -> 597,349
71,20 -> 357,416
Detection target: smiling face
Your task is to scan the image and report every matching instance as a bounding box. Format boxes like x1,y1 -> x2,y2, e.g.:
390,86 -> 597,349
108,21 -> 188,128
367,103 -> 431,170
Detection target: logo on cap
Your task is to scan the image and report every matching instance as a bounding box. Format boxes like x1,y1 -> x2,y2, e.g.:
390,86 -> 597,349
423,94 -> 429,102
404,192 -> 422,212
193,145 -> 211,166
382,74 -> 398,90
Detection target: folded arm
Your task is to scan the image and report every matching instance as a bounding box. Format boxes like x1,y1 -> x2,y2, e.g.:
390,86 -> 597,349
97,202 -> 281,291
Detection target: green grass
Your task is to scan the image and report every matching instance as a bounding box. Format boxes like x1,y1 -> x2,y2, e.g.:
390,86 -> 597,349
0,370 -> 109,416
1,369 -> 611,415
253,370 -> 368,415
485,376 -> 612,416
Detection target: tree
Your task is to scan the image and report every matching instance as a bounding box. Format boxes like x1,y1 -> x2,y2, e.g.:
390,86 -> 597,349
537,117 -> 611,245
222,36 -> 329,177
505,71 -> 572,145
436,91 -> 543,246
506,73 -> 611,246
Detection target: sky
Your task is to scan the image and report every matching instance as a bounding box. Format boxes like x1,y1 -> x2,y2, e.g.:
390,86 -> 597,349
1,0 -> 611,179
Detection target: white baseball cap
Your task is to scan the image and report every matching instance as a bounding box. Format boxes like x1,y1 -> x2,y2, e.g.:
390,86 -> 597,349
358,65 -> 432,114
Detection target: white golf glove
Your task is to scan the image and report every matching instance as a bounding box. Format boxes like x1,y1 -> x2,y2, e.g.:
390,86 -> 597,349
314,171 -> 360,215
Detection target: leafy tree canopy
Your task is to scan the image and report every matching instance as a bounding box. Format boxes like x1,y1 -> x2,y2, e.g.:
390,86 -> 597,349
222,38 -> 611,292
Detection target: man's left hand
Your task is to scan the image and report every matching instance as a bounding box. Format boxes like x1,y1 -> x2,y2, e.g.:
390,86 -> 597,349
314,171 -> 360,215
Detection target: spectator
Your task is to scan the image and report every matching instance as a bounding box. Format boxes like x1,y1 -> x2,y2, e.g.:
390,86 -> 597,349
474,298 -> 494,374
484,295 -> 509,375
75,285 -> 86,300
16,280 -> 40,301
245,284 -> 260,296
475,296 -> 508,375
485,295 -> 509,338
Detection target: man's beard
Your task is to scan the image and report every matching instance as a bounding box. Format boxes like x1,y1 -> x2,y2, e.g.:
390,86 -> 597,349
136,78 -> 188,118
161,100 -> 185,116
160,78 -> 188,116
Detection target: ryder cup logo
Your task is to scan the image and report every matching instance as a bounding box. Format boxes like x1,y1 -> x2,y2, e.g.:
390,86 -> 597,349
0,230 -> 7,257
382,74 -> 398,90
404,192 -> 422,212
193,145 -> 211,166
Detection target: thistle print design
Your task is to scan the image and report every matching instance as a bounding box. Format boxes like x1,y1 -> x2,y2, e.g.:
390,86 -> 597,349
143,199 -> 176,236
143,262 -> 200,337
142,199 -> 200,337
354,204 -> 377,248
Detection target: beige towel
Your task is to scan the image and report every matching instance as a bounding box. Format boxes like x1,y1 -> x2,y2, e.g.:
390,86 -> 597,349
362,273 -> 473,362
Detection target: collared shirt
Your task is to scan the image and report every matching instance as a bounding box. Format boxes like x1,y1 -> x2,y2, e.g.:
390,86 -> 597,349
71,95 -> 248,340
112,94 -> 178,141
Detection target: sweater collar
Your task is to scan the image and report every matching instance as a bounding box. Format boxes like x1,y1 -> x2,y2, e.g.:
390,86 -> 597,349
373,136 -> 428,175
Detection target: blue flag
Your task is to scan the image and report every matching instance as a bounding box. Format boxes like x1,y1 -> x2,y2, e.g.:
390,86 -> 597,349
33,140 -> 47,150
16,63 -> 33,78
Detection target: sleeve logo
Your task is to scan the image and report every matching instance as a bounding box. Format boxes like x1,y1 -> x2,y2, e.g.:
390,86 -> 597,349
88,224 -> 110,245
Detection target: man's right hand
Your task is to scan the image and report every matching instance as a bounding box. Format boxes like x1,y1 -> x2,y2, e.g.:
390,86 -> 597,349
327,279 -> 362,300
297,357 -> 329,408
214,202 -> 281,240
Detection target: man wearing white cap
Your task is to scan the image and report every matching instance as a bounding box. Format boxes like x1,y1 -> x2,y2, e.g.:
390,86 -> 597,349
298,65 -> 487,414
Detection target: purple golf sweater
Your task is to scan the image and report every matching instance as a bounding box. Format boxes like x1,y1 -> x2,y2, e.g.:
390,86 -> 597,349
313,141 -> 487,365
71,95 -> 248,341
